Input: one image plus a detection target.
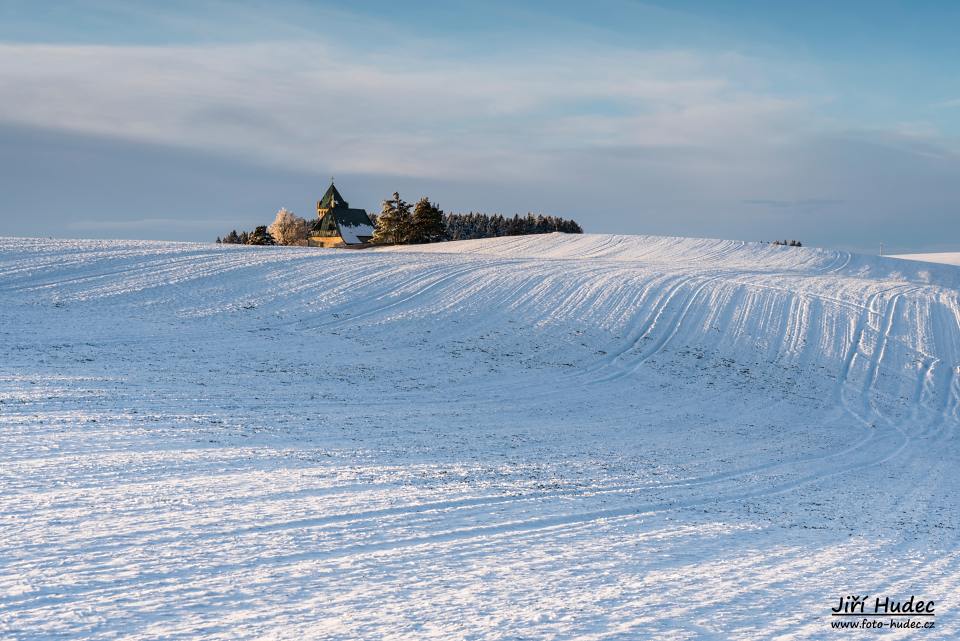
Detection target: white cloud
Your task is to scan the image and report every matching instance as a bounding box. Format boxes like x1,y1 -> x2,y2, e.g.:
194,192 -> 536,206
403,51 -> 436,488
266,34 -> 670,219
0,40 -> 812,180
65,218 -> 240,230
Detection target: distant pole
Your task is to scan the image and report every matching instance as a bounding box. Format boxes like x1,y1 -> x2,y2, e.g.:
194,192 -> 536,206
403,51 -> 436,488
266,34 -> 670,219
879,242 -> 884,256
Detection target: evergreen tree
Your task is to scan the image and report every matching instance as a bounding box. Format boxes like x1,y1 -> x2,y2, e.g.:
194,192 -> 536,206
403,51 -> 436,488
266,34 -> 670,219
442,213 -> 455,240
246,226 -> 275,245
215,236 -> 222,244
411,197 -> 445,243
524,213 -> 537,234
492,214 -> 506,236
372,192 -> 413,244
223,230 -> 240,244
397,197 -> 414,242
238,231 -> 250,244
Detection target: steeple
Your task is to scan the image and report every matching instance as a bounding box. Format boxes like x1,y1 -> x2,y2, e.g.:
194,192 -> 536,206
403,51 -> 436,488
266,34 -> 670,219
318,182 -> 348,212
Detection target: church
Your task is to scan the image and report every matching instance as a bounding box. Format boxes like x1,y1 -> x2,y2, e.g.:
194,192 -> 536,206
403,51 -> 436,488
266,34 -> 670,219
307,182 -> 376,247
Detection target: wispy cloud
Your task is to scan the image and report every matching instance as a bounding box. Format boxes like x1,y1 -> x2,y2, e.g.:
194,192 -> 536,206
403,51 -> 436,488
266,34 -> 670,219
0,39 -> 811,181
743,198 -> 844,209
65,217 -> 241,230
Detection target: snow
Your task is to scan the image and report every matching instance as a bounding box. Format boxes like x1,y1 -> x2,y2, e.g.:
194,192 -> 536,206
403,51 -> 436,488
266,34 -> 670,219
336,222 -> 374,245
2,233 -> 959,639
892,252 -> 960,267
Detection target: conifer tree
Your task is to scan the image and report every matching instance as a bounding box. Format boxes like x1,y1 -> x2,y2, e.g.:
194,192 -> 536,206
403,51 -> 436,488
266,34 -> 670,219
411,197 -> 445,243
525,213 -> 537,234
430,210 -> 583,241
246,226 -> 275,245
372,192 -> 413,244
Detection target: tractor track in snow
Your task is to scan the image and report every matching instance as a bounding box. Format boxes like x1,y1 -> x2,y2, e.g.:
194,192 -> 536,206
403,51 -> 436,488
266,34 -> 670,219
4,235 -> 960,640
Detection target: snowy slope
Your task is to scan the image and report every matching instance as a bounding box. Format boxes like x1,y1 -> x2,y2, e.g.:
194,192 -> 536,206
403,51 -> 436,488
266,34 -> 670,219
892,252 -> 960,267
2,233 -> 959,639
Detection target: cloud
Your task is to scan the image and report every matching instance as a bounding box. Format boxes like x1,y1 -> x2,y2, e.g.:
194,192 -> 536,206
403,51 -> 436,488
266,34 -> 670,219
933,98 -> 960,109
742,198 -> 844,210
0,40 -> 811,181
65,217 -> 240,231
2,6 -> 960,252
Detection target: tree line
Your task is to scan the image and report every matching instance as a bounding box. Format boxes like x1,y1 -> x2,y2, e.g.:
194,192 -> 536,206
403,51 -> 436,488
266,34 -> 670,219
373,192 -> 583,244
218,226 -> 275,246
217,193 -> 583,246
443,212 -> 583,241
218,208 -> 308,246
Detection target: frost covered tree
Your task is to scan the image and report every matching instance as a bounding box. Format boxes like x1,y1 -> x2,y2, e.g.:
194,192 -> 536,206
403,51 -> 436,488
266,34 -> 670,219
372,192 -> 413,244
267,208 -> 309,246
410,197 -> 445,244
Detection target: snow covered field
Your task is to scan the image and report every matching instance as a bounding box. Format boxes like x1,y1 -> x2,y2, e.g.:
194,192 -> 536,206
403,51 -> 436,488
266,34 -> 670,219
2,233 -> 959,639
892,253 -> 960,267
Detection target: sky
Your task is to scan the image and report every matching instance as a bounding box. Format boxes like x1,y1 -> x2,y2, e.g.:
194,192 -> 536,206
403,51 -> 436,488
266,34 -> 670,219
1,0 -> 958,252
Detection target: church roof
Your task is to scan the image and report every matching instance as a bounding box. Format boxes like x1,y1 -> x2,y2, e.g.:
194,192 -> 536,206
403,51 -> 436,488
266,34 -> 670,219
319,183 -> 348,210
333,209 -> 375,244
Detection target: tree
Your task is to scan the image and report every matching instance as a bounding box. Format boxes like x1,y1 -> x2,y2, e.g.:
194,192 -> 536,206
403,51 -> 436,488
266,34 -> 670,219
267,207 -> 309,246
436,212 -> 582,240
215,236 -> 221,244
238,230 -> 250,244
410,197 -> 445,243
246,225 -> 275,246
222,230 -> 240,244
372,192 -> 413,244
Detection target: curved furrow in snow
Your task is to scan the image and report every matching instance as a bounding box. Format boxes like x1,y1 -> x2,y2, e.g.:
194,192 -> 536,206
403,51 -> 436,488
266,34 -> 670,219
4,234 -> 960,640
8,234 -> 959,428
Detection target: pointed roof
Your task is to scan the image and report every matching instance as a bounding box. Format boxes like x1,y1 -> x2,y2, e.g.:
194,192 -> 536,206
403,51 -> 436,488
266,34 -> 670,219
319,183 -> 348,210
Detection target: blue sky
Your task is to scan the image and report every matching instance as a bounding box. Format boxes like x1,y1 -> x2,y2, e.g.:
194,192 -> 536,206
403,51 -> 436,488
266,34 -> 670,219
1,0 -> 958,252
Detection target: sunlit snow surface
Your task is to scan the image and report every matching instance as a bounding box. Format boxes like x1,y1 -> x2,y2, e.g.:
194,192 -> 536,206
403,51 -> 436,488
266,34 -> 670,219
892,252 -> 960,267
2,233 -> 960,639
